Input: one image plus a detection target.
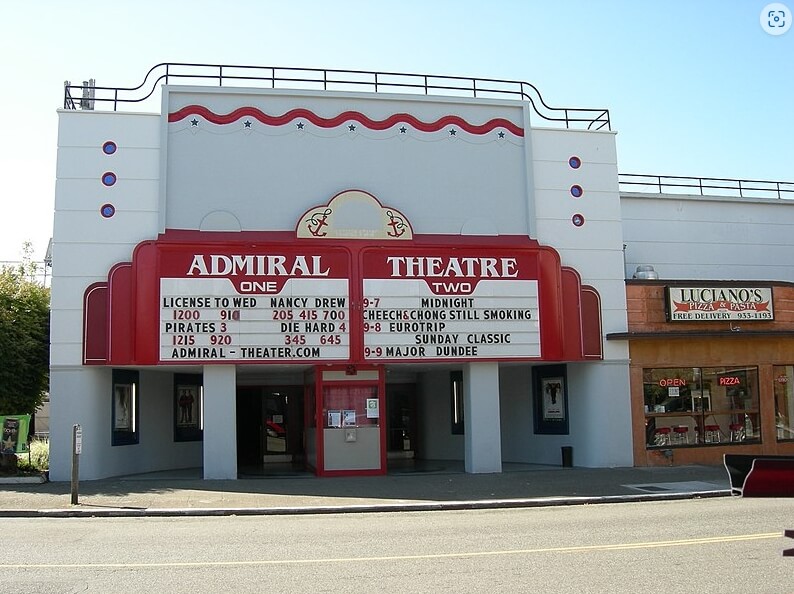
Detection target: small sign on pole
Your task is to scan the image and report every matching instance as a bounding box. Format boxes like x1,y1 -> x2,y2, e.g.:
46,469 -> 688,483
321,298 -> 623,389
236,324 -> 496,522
71,424 -> 81,505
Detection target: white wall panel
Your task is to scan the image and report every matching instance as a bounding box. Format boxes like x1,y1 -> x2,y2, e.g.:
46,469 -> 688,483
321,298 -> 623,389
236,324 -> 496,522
54,179 -> 160,212
57,110 -> 160,148
49,242 -> 137,283
49,367 -> 111,481
531,128 -> 618,164
56,147 -> 159,180
622,193 -> 794,281
534,161 -> 620,193
164,89 -> 531,237
53,210 -> 158,243
535,219 -> 625,252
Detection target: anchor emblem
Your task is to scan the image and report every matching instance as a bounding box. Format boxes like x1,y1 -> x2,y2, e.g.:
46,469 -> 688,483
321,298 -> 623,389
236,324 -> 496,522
306,208 -> 332,237
386,210 -> 406,238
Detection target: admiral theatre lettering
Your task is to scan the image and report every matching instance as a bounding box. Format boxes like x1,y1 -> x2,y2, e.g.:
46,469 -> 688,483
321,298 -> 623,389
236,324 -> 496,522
186,254 -> 330,277
159,247 -> 350,363
666,286 -> 774,321
362,248 -> 541,362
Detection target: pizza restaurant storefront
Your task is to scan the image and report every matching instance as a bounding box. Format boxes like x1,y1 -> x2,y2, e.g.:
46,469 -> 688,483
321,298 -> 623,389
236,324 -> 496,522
610,281 -> 794,466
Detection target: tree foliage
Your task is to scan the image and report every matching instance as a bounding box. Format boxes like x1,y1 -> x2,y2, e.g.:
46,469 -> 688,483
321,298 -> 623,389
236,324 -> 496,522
0,244 -> 50,415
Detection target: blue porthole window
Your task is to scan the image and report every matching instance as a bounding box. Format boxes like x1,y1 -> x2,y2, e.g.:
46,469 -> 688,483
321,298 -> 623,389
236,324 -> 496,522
102,172 -> 117,187
100,203 -> 116,218
570,184 -> 584,198
572,213 -> 585,227
102,141 -> 117,155
568,156 -> 581,169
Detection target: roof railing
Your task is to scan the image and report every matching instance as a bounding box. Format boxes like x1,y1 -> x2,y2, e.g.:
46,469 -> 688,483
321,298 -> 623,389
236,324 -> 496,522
63,62 -> 611,131
619,173 -> 794,200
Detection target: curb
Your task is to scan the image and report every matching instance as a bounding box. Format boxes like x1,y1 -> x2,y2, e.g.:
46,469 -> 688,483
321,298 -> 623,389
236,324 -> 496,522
0,489 -> 731,518
0,475 -> 47,485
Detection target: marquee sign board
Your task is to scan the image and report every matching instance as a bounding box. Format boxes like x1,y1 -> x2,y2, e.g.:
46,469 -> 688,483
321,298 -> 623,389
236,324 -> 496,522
82,192 -> 604,366
157,247 -> 351,363
665,286 -> 774,322
361,248 -> 541,361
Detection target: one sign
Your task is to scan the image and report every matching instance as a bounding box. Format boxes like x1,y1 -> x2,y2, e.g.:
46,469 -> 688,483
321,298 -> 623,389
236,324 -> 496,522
158,247 -> 351,363
366,398 -> 379,418
361,248 -> 541,361
666,286 -> 774,321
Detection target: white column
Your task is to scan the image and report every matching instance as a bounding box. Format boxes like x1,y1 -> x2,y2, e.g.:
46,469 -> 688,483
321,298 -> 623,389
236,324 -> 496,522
463,362 -> 502,473
202,365 -> 237,479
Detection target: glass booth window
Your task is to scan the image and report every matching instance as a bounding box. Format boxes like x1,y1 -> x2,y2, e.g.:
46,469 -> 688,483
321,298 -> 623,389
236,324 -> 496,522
773,366 -> 794,441
643,366 -> 759,448
322,386 -> 379,428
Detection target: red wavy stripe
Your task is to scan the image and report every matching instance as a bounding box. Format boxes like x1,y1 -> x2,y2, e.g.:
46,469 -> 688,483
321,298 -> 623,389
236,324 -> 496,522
168,105 -> 524,137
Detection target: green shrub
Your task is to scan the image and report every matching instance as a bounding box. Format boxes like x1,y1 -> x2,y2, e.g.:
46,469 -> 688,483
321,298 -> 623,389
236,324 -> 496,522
16,438 -> 49,472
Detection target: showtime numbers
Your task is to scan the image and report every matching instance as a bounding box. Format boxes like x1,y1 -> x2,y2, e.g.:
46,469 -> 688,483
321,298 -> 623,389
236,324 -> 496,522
174,310 -> 201,320
160,280 -> 350,361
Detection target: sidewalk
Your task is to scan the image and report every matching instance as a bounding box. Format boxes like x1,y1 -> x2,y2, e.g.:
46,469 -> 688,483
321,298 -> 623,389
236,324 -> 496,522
0,464 -> 731,518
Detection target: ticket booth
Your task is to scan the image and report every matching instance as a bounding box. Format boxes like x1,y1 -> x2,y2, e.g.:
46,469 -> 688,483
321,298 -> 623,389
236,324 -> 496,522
305,365 -> 387,476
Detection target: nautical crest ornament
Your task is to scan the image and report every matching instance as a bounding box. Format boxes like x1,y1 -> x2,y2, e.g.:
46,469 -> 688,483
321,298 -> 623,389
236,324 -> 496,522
297,190 -> 413,240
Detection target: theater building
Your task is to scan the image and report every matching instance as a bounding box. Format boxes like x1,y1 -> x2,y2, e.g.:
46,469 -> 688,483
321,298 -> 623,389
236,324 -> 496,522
49,64 -> 793,481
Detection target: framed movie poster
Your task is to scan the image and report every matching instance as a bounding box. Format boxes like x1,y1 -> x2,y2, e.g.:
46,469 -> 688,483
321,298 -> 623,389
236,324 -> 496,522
174,374 -> 203,442
112,369 -> 139,446
542,377 -> 565,421
533,364 -> 569,435
113,384 -> 133,430
176,386 -> 199,428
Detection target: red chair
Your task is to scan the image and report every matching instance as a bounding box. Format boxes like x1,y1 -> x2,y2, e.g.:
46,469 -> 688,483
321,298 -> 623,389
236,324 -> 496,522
704,424 -> 721,443
654,427 -> 671,446
672,426 -> 690,445
729,423 -> 745,442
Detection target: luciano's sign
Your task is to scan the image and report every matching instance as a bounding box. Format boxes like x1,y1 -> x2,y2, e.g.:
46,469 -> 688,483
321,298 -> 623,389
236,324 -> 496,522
665,286 -> 774,321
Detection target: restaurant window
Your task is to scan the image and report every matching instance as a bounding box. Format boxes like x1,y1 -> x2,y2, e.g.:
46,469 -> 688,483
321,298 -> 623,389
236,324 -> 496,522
773,366 -> 794,441
112,369 -> 139,446
643,366 -> 759,448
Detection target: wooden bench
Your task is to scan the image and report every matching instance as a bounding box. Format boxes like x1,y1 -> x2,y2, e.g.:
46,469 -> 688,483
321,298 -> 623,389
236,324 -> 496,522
724,454 -> 794,497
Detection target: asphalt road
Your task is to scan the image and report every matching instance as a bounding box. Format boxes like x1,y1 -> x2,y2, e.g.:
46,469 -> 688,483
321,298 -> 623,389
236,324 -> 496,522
1,497 -> 792,593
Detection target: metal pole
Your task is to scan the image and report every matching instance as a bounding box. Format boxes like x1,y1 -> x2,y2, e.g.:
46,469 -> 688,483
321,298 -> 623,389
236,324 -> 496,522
70,424 -> 81,505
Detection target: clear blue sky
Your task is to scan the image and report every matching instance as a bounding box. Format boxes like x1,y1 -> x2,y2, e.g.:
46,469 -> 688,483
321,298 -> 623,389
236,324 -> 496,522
1,0 -> 791,262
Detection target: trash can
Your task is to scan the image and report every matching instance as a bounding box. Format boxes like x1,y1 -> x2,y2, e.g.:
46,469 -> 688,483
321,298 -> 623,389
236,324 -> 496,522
561,446 -> 573,468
